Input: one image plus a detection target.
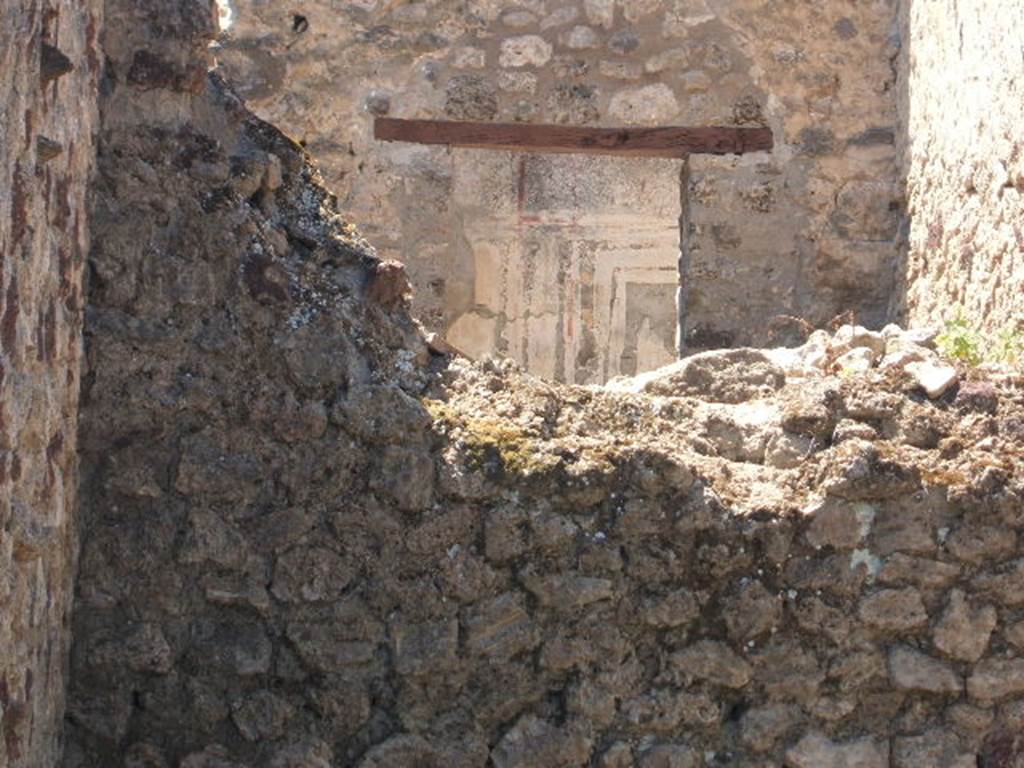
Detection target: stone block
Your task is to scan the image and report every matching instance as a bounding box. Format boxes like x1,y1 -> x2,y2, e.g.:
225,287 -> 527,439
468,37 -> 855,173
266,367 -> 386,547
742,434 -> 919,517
491,715 -> 592,768
463,592 -> 539,658
739,704 -> 802,753
609,84 -> 679,124
859,588 -> 929,632
967,657 -> 1024,702
892,730 -> 975,768
933,589 -> 996,662
670,640 -> 752,688
271,546 -> 354,603
637,745 -> 700,768
231,690 -> 294,742
389,618 -> 459,677
522,572 -> 614,611
499,36 -> 553,67
371,446 -> 435,512
639,588 -> 700,629
946,525 -> 1017,565
888,645 -> 962,693
786,733 -> 887,768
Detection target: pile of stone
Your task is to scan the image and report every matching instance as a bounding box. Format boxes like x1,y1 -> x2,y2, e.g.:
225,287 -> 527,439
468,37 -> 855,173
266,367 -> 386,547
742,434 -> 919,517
614,324 -> 966,402
765,323 -> 959,399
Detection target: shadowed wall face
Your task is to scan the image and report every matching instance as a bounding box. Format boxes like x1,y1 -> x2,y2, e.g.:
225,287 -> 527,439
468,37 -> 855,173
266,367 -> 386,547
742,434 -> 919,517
218,0 -> 903,371
895,0 -> 1024,333
0,2 -> 100,765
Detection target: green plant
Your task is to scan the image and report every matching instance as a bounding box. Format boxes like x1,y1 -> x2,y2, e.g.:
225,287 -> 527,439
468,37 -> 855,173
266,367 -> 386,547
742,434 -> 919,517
993,324 -> 1024,366
936,309 -> 984,366
936,309 -> 1023,368
423,399 -> 560,477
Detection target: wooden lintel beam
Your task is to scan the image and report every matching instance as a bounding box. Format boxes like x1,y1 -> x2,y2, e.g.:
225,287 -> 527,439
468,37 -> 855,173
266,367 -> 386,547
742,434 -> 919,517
374,117 -> 773,157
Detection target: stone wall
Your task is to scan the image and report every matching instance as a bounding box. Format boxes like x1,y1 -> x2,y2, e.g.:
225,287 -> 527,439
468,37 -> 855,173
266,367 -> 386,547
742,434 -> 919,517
893,0 -> 1024,335
60,1 -> 1024,766
217,0 -> 902,378
0,1 -> 100,765
62,0 -> 431,763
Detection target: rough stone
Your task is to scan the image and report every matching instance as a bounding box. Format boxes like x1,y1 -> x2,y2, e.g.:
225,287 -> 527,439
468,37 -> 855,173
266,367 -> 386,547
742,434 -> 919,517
639,589 -> 700,629
888,645 -> 962,694
972,558 -> 1024,606
523,572 -> 614,611
464,593 -> 539,658
670,640 -> 753,688
445,75 -> 499,121
491,715 -> 592,768
967,657 -> 1024,703
390,618 -> 459,676
563,25 -> 600,49
892,730 -> 976,768
87,623 -> 173,675
906,360 -> 959,399
858,588 -> 929,632
933,589 -> 997,662
607,29 -> 640,54
946,525 -> 1017,564
499,36 -> 553,67
231,691 -> 295,742
637,744 -> 701,768
372,446 -> 435,511
541,7 -> 579,30
608,84 -> 679,124
740,703 -> 802,753
639,348 -> 785,403
584,0 -> 615,28
785,732 -> 888,768
644,48 -> 690,74
271,546 -> 354,603
877,554 -> 960,588
805,499 -> 865,550
268,739 -> 333,768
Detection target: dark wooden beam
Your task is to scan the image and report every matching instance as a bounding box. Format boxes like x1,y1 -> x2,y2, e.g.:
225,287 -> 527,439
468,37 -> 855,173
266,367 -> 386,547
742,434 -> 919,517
374,117 -> 772,157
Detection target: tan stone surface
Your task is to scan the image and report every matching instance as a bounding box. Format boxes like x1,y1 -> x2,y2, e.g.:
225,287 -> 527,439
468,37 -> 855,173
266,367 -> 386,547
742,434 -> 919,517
0,2 -> 100,765
896,1 -> 1024,333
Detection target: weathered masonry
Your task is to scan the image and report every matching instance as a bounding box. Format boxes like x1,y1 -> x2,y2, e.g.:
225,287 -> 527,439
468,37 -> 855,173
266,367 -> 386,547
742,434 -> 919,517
375,117 -> 773,381
2,0 -> 1023,766
217,0 -> 905,381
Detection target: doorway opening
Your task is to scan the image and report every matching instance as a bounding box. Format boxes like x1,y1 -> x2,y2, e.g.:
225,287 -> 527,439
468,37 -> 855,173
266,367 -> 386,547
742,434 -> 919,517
376,118 -> 772,383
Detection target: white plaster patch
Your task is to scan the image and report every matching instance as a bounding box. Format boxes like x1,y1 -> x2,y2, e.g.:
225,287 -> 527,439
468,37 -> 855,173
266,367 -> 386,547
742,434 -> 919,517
215,0 -> 235,31
854,503 -> 876,540
850,549 -> 882,581
452,46 -> 486,69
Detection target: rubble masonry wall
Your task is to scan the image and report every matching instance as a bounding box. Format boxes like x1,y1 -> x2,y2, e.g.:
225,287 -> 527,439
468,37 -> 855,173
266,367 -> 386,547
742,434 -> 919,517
62,3 -> 1024,765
